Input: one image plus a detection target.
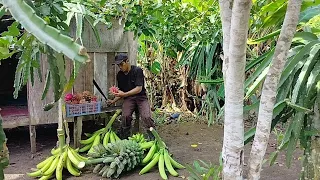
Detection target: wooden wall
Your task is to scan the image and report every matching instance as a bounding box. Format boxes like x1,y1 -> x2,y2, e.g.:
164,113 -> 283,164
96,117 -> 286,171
28,20 -> 137,125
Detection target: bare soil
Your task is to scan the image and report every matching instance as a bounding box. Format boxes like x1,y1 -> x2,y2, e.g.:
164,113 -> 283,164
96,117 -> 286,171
4,120 -> 301,180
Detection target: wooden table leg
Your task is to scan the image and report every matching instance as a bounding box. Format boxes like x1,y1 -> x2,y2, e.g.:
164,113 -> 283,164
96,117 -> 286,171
73,116 -> 83,148
29,124 -> 36,155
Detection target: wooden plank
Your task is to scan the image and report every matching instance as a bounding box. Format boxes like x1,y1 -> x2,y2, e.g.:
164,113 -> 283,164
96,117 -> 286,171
28,54 -> 59,125
73,53 -> 94,94
94,53 -> 108,106
107,53 -> 116,91
84,21 -> 128,53
29,125 -> 36,154
73,116 -> 83,148
127,31 -> 138,66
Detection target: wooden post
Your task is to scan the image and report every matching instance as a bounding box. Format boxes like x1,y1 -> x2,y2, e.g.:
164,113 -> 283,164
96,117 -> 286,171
29,124 -> 36,155
73,116 -> 83,148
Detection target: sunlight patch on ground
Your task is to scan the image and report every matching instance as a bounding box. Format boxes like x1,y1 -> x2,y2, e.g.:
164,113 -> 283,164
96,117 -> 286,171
5,174 -> 25,180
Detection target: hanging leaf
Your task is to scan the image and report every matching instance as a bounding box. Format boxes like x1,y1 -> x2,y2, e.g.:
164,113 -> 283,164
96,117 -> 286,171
150,61 -> 161,75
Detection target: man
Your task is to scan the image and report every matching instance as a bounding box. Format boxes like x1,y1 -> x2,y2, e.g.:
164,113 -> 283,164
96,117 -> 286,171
107,53 -> 155,139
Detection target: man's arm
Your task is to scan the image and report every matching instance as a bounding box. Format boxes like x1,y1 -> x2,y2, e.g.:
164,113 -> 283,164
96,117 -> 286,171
114,86 -> 142,98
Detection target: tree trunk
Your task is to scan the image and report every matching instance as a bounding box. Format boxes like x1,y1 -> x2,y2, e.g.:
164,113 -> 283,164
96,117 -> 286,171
302,101 -> 320,179
220,0 -> 252,179
219,0 -> 232,77
248,0 -> 302,179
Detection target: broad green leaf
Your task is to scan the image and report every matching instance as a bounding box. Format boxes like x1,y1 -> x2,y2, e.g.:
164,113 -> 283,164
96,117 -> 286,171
299,5 -> 320,23
151,61 -> 161,75
247,29 -> 281,45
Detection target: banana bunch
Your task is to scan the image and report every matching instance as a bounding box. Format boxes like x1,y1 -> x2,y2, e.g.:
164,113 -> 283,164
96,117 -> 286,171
139,128 -> 185,180
83,140 -> 144,178
27,146 -> 87,180
129,133 -> 146,143
79,129 -> 121,154
129,133 -> 154,150
79,109 -> 122,154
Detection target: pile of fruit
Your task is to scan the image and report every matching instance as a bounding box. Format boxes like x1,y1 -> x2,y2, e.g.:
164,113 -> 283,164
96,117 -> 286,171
79,110 -> 122,154
28,109 -> 185,180
84,140 -> 145,178
64,90 -> 97,104
27,146 -> 86,180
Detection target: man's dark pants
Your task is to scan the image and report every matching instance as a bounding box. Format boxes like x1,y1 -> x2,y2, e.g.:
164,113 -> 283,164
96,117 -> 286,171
120,95 -> 155,139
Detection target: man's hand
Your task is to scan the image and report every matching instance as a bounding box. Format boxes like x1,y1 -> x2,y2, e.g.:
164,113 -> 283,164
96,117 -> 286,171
114,90 -> 127,98
107,99 -> 115,105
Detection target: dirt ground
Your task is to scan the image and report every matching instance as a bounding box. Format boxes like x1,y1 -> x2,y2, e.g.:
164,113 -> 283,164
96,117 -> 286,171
4,120 -> 302,180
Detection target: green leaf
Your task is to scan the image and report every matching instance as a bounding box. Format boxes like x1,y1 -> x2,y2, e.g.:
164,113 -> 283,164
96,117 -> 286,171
245,48 -> 274,88
245,65 -> 269,99
0,6 -> 6,19
85,15 -> 101,47
269,151 -> 279,166
292,32 -> 319,44
286,101 -> 312,113
299,5 -> 320,23
244,127 -> 256,145
292,44 -> 320,103
247,29 -> 281,44
75,13 -> 83,44
150,61 -> 161,75
2,0 -> 89,63
41,71 -> 51,100
1,21 -> 20,37
279,41 -> 320,88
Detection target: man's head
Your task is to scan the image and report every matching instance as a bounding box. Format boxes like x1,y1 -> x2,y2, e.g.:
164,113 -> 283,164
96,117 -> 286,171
115,53 -> 130,72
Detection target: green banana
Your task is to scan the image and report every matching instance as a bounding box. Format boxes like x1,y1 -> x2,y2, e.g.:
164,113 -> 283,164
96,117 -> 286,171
113,131 -> 121,141
55,151 -> 66,180
69,147 -> 88,161
43,155 -> 59,176
93,164 -> 103,173
38,173 -> 53,180
67,148 -> 83,168
88,134 -> 101,154
79,143 -> 92,152
40,156 -> 55,173
164,150 -> 178,176
80,132 -> 99,145
50,147 -> 61,155
169,155 -> 185,169
109,131 -> 116,143
139,153 -> 160,175
142,143 -> 157,164
140,141 -> 154,149
66,157 -> 81,176
103,131 -> 110,148
36,155 -> 55,169
158,151 -> 168,180
27,169 -> 42,178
